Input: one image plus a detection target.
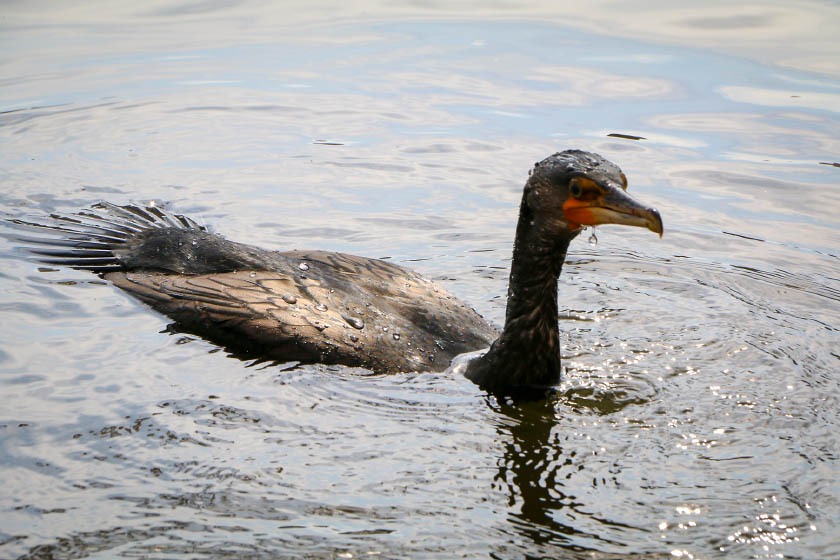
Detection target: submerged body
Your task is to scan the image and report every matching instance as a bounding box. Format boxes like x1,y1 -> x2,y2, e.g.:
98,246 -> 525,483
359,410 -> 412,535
16,150 -> 662,392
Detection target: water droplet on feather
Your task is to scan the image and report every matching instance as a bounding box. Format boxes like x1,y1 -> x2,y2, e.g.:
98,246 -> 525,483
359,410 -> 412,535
342,315 -> 365,330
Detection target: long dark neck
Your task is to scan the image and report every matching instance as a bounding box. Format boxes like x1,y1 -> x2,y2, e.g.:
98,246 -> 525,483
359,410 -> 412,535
465,200 -> 575,392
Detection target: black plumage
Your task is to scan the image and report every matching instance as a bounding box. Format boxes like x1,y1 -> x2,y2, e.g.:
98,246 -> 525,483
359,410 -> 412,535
13,150 -> 662,392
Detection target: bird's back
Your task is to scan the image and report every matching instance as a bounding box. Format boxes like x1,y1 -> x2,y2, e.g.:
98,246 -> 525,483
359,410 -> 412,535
16,203 -> 497,372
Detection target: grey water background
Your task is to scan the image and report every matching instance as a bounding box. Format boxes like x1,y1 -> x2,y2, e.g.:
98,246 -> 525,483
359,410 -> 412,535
1,1 -> 838,558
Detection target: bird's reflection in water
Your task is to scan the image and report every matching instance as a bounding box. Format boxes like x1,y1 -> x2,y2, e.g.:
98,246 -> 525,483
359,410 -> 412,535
487,390 -> 628,556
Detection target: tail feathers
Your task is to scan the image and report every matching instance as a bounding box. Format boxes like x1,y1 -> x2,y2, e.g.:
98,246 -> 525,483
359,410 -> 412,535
10,202 -> 206,273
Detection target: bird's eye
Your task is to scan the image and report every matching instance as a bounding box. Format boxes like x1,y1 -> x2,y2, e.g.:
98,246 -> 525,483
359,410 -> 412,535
569,181 -> 583,198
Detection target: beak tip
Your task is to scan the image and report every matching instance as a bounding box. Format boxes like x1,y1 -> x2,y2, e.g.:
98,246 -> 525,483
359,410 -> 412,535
648,208 -> 664,238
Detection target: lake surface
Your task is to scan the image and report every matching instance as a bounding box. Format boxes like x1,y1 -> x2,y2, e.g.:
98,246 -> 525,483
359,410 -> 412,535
1,1 -> 838,558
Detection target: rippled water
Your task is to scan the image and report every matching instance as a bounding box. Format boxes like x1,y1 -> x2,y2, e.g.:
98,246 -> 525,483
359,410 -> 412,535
2,2 -> 839,559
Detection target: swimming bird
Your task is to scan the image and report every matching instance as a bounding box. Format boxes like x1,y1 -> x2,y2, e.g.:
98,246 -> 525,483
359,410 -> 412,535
15,150 -> 662,392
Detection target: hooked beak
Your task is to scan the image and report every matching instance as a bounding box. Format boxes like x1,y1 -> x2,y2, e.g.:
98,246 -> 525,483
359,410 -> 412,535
563,180 -> 663,237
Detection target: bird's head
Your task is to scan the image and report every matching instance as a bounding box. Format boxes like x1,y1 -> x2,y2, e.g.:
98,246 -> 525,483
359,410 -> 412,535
523,150 -> 663,239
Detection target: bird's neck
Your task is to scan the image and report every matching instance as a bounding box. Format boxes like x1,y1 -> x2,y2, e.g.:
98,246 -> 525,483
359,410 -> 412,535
465,201 -> 575,391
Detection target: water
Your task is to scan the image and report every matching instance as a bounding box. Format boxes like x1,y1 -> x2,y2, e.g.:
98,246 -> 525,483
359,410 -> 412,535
2,2 -> 839,558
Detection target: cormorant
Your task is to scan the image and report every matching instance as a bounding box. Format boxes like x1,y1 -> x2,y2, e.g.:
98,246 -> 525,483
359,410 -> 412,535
15,150 -> 662,392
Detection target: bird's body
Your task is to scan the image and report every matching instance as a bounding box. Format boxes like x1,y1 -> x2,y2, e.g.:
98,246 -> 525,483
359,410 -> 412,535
109,223 -> 496,373
14,150 -> 662,392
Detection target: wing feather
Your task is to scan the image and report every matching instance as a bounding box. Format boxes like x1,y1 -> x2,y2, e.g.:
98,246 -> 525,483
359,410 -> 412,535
104,270 -> 446,371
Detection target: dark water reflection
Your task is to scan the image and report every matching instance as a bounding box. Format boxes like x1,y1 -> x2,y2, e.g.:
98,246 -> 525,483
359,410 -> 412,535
2,2 -> 840,559
490,394 -> 623,556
